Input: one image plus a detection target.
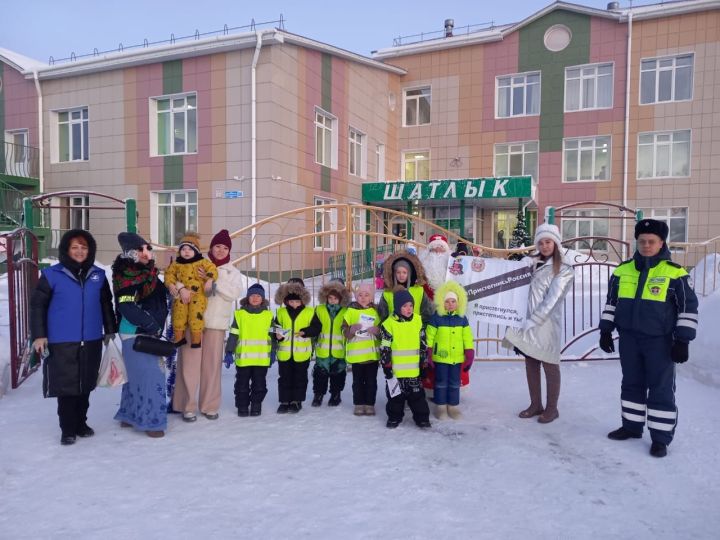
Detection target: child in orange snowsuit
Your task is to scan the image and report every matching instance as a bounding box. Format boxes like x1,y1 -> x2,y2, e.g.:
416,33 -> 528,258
164,232 -> 217,348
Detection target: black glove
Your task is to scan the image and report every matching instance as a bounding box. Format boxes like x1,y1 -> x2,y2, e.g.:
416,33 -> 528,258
599,331 -> 615,353
671,341 -> 689,364
382,366 -> 393,379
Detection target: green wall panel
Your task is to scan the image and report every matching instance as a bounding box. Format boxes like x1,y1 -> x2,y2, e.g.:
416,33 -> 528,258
320,53 -> 332,192
0,62 -> 5,147
518,10 -> 591,152
163,60 -> 184,189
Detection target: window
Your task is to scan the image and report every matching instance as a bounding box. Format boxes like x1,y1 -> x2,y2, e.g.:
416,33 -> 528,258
57,107 -> 89,162
496,72 -> 540,118
637,130 -> 690,179
494,141 -> 539,180
565,63 -> 613,111
376,143 -> 385,181
403,87 -> 431,126
313,197 -> 337,250
4,129 -> 29,176
561,209 -> 609,251
492,210 -> 538,249
639,208 -> 688,246
315,108 -> 338,168
153,190 -> 197,245
348,128 -> 366,177
402,151 -> 430,181
563,136 -> 611,182
151,94 -> 197,156
69,196 -> 89,230
640,54 -> 693,104
351,204 -> 366,251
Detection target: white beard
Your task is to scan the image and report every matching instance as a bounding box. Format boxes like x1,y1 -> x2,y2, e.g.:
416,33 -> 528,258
421,250 -> 450,291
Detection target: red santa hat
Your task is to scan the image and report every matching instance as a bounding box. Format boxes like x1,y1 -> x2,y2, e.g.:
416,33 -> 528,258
428,233 -> 448,244
427,233 -> 449,251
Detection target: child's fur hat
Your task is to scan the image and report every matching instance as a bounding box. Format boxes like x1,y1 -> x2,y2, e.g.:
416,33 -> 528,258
178,231 -> 202,255
274,281 -> 311,306
434,280 -> 468,316
318,280 -> 350,306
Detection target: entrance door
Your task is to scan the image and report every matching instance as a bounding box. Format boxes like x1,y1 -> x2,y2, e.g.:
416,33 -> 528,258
390,218 -> 407,245
4,130 -> 29,176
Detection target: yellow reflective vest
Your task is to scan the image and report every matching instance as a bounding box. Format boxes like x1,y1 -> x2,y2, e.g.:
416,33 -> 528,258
315,304 -> 347,359
276,306 -> 314,362
344,306 -> 380,364
381,315 -> 422,378
231,309 -> 273,367
382,285 -> 424,319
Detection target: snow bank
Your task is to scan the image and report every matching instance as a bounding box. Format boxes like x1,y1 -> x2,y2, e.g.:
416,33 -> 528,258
689,253 -> 720,297
686,287 -> 720,387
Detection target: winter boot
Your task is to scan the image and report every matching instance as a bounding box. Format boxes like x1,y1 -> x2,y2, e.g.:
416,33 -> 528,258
416,420 -> 432,429
650,442 -> 668,458
538,363 -> 560,424
518,358 -> 544,418
288,401 -> 302,413
277,403 -> 290,414
76,423 -> 95,438
386,419 -> 400,429
364,405 -> 376,416
311,394 -> 323,407
203,412 -> 219,420
182,412 -> 197,423
146,430 -> 164,438
447,405 -> 462,420
354,405 -> 365,416
434,404 -> 448,420
328,393 -> 342,406
250,403 -> 262,416
607,427 -> 642,440
60,433 -> 76,446
237,407 -> 249,417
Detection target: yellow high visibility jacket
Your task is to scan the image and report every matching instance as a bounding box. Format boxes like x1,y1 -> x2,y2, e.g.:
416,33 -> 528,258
344,306 -> 380,364
315,304 -> 347,359
276,307 -> 314,362
230,309 -> 273,367
381,315 -> 422,378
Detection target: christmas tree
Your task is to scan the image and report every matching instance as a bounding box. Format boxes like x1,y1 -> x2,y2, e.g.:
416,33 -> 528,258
508,209 -> 532,260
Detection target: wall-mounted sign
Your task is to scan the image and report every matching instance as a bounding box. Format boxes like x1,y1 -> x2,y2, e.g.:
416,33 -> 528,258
361,177 -> 532,203
223,191 -> 244,199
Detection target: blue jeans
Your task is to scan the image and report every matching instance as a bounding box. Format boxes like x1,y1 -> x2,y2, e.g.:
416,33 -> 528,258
434,363 -> 461,406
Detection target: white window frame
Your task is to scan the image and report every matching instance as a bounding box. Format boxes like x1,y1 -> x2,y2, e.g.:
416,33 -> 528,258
493,141 -> 539,180
376,143 -> 386,181
403,86 -> 431,127
69,195 -> 89,230
313,196 -> 337,251
401,150 -> 430,181
149,93 -> 197,157
348,127 -> 366,178
640,53 -> 694,105
495,71 -> 541,119
52,106 -> 89,163
637,130 -> 691,179
560,209 -> 610,251
4,128 -> 29,175
150,190 -> 198,245
638,207 -> 688,249
315,107 -> 338,169
562,136 -> 611,183
564,62 -> 614,112
351,203 -> 366,251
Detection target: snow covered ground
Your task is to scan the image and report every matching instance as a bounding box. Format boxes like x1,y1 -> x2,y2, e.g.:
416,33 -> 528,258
1,269 -> 719,538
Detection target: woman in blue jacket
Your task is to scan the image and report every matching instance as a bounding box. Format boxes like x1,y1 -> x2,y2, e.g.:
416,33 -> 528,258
30,229 -> 117,446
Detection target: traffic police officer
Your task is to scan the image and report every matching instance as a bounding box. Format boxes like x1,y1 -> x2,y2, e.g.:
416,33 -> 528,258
599,218 -> 698,458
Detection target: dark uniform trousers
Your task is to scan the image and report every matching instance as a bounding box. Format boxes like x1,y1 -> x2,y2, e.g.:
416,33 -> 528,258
619,331 -> 677,445
385,376 -> 430,425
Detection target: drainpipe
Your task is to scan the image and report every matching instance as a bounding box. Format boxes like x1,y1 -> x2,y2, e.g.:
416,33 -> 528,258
621,12 -> 633,258
32,69 -> 44,193
250,31 -> 263,262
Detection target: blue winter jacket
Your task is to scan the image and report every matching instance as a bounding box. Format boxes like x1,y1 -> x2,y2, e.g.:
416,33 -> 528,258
43,263 -> 107,343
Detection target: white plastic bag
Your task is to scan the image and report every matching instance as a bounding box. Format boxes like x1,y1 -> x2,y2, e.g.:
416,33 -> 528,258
97,339 -> 127,388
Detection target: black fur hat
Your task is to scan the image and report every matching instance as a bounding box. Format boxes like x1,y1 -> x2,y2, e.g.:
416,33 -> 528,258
634,219 -> 669,242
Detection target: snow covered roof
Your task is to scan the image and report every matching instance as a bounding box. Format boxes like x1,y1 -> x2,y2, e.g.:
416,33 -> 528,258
0,47 -> 45,73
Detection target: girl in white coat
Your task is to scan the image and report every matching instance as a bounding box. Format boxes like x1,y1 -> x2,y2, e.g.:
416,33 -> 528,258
503,223 -> 575,423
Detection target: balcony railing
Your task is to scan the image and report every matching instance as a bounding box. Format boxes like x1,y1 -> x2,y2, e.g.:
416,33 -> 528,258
2,142 -> 40,179
0,179 -> 30,227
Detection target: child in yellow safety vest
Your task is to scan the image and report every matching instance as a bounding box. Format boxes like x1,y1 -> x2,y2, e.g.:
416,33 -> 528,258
311,280 -> 351,408
425,280 -> 475,421
272,280 -> 321,414
224,283 -> 273,417
379,288 -> 431,429
342,282 -> 382,416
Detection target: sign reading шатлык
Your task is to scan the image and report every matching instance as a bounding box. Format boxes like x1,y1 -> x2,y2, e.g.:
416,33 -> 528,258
361,177 -> 532,203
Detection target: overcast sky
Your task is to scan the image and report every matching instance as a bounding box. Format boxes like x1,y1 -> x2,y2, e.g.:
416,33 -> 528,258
3,0 -> 621,63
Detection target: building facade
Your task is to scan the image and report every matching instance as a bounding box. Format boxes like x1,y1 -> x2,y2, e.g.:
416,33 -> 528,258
0,0 -> 718,265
